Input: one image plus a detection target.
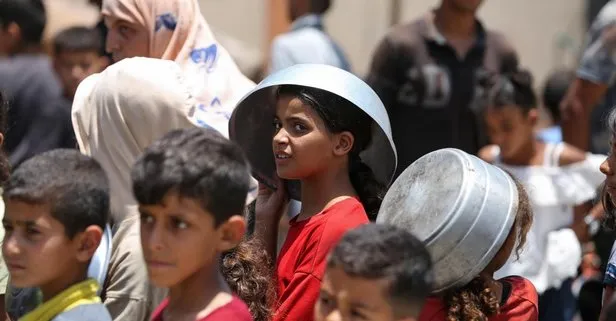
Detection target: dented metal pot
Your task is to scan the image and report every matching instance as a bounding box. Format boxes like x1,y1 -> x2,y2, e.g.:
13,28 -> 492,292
376,148 -> 519,293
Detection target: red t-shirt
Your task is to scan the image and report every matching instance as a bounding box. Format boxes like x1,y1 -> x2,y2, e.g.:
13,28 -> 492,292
418,276 -> 538,321
150,296 -> 253,321
274,198 -> 369,321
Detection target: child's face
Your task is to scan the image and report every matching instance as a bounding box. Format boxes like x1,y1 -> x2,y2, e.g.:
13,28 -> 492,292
53,50 -> 106,99
601,134 -> 616,204
315,266 -> 416,321
2,200 -> 96,296
139,192 -> 246,288
485,105 -> 537,160
273,95 -> 351,180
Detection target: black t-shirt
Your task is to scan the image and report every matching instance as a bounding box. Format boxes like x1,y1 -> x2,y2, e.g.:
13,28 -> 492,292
366,15 -> 518,178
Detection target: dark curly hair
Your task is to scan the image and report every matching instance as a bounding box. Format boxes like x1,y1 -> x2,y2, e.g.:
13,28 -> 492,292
222,237 -> 276,321
444,176 -> 533,321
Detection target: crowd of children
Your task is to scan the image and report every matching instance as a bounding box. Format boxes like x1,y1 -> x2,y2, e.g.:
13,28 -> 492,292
2,0 -> 616,321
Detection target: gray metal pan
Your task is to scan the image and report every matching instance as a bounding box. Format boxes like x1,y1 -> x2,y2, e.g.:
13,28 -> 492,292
377,148 -> 519,293
229,64 -> 397,200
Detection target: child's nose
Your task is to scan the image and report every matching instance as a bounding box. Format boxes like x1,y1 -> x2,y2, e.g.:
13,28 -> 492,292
3,234 -> 21,257
324,311 -> 343,321
273,128 -> 289,145
601,158 -> 613,176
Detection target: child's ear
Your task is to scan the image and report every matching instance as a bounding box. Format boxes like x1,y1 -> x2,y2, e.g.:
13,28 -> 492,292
217,215 -> 246,252
75,225 -> 103,263
333,131 -> 354,156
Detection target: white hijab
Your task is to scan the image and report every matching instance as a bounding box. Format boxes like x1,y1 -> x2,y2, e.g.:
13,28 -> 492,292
72,57 -> 205,225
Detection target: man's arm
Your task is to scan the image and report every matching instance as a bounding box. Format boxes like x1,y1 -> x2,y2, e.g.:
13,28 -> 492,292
561,19 -> 616,151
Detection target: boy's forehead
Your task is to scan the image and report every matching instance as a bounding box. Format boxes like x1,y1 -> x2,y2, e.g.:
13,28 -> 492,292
3,199 -> 53,222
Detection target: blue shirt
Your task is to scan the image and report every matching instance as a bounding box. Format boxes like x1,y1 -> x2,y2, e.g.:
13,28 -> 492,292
269,14 -> 351,73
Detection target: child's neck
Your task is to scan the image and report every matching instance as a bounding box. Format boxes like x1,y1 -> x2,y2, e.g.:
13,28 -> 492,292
40,270 -> 88,302
297,167 -> 357,221
165,265 -> 232,320
501,139 -> 542,166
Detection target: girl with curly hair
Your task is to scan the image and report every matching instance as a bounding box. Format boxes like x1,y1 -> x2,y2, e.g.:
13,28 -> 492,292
419,175 -> 537,321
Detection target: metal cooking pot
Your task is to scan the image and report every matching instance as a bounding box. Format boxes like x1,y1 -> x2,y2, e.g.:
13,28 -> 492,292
229,64 -> 397,200
376,148 -> 518,293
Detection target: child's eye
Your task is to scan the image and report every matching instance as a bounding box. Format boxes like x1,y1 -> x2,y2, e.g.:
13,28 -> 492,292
25,227 -> 40,236
273,119 -> 282,131
172,217 -> 188,230
118,25 -> 133,38
140,213 -> 155,225
293,122 -> 307,132
350,309 -> 368,320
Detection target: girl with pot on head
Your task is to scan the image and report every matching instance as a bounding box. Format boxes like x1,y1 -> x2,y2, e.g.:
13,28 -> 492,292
231,64 -> 397,321
375,146 -> 538,320
478,70 -> 605,321
418,177 -> 537,321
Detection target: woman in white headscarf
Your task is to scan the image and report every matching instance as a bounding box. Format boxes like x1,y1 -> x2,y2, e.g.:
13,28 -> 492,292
101,0 -> 254,138
71,57 -> 264,321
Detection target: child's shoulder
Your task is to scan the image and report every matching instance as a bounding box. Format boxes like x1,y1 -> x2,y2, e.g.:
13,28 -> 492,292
557,143 -> 587,166
322,198 -> 369,230
52,302 -> 112,321
200,296 -> 253,321
500,276 -> 539,319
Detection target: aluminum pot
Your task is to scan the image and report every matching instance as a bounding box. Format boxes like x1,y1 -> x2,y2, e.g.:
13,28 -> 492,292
376,148 -> 518,293
229,64 -> 397,200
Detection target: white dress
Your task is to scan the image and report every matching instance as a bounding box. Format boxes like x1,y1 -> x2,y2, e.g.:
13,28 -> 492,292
492,144 -> 606,294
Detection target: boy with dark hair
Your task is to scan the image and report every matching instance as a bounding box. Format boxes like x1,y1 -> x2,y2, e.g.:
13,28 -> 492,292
132,127 -> 254,321
1,149 -> 112,321
538,69 -> 575,143
0,0 -> 75,165
315,224 -> 433,321
51,26 -> 109,149
53,27 -> 108,100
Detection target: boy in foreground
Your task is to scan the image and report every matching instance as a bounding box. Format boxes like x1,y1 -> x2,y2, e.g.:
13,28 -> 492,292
315,223 -> 433,321
2,149 -> 111,321
132,128 -> 254,321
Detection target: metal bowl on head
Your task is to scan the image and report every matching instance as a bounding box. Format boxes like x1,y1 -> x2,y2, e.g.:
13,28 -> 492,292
229,64 -> 397,200
376,148 -> 519,293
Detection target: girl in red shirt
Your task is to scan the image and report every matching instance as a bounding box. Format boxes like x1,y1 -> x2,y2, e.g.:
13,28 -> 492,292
419,178 -> 539,321
253,73 -> 394,321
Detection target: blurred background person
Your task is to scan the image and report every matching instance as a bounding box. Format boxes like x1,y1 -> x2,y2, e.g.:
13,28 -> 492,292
366,0 -> 518,178
538,69 -> 575,144
51,26 -> 109,149
0,0 -> 72,167
269,0 -> 350,73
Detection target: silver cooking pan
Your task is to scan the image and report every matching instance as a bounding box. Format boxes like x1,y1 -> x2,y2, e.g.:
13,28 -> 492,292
377,148 -> 519,293
229,64 -> 397,200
